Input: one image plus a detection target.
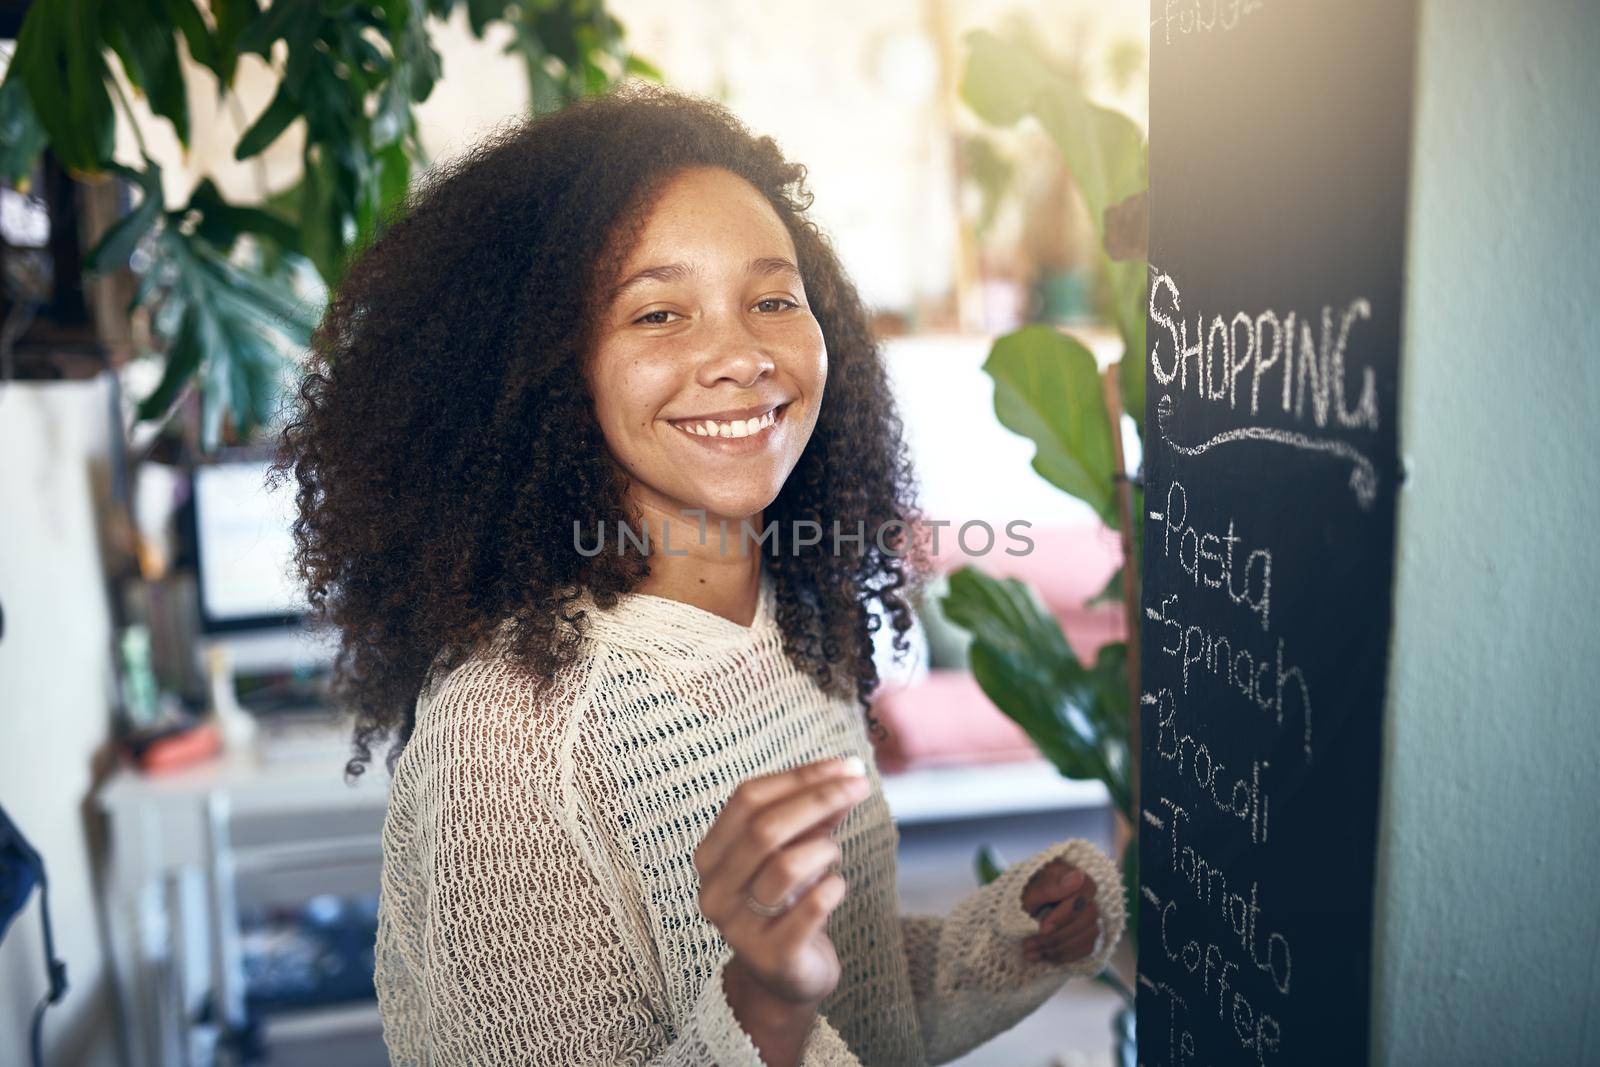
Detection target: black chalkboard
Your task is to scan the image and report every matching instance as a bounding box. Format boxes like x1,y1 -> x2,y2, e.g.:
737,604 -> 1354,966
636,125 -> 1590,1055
1137,2 -> 1416,1064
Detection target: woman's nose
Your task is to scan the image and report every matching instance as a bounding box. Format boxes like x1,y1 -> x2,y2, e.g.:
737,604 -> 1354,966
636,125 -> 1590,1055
696,314 -> 775,386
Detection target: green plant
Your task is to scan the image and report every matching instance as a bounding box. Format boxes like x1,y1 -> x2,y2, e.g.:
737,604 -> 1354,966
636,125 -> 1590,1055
948,26 -> 1149,1013
0,0 -> 657,453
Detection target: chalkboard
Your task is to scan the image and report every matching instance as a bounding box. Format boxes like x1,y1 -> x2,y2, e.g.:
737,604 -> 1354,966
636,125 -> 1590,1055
1136,2 -> 1416,1064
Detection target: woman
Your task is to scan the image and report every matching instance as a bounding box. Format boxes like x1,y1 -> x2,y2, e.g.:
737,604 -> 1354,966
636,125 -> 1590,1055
273,84 -> 1125,1066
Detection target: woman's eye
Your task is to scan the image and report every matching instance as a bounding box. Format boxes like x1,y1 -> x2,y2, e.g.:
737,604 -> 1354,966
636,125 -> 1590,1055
755,298 -> 800,313
635,309 -> 677,325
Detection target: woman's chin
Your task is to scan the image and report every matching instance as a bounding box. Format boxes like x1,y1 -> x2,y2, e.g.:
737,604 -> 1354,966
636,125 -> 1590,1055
666,493 -> 774,536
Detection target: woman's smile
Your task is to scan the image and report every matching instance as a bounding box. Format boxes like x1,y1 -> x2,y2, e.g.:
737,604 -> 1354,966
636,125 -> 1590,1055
664,400 -> 792,453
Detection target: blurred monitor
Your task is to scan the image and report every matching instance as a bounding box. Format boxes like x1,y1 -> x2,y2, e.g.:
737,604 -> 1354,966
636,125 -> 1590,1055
187,452 -> 337,688
193,456 -> 308,629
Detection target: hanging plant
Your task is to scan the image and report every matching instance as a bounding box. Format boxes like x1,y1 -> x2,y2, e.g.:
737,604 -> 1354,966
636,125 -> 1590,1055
0,0 -> 658,452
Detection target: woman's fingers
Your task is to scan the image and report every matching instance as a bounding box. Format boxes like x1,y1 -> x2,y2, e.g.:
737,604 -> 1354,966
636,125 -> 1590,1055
744,833 -> 842,916
1039,890 -> 1097,935
707,773 -> 869,899
694,756 -> 863,877
1022,862 -> 1086,915
768,870 -> 849,946
1026,901 -> 1101,963
1040,901 -> 1098,940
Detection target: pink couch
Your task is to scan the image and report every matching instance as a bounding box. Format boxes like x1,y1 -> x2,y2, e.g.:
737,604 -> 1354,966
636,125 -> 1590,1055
869,522 -> 1128,774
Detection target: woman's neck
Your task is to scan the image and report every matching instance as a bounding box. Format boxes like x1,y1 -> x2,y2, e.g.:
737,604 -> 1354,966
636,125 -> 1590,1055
629,502 -> 764,627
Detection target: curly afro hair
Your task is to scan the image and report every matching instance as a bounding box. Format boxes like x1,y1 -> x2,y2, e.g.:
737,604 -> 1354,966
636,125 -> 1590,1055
270,82 -> 935,783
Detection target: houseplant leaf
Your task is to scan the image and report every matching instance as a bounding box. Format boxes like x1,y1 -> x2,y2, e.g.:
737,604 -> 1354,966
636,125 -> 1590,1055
0,76 -> 49,184
85,161 -> 165,273
234,83 -> 300,160
160,0 -> 219,78
135,296 -> 205,423
202,0 -> 262,88
187,178 -> 303,255
975,844 -> 1005,886
103,0 -> 191,148
984,324 -> 1118,524
941,567 -> 1132,817
9,0 -> 116,172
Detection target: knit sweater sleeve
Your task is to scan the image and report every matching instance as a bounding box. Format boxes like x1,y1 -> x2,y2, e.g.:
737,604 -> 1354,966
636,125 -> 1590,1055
406,659 -> 831,1066
898,837 -> 1128,1066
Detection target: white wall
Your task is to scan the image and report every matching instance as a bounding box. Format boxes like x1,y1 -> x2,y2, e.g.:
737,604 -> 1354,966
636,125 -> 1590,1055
0,375 -> 122,1066
1371,1 -> 1600,1062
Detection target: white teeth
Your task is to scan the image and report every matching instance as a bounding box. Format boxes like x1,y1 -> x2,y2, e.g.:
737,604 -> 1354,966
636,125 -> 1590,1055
675,407 -> 779,439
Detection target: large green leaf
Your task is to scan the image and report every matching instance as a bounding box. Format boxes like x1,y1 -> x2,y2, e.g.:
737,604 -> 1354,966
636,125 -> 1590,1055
1031,83 -> 1146,243
188,244 -> 317,347
0,76 -> 50,184
940,567 -> 1131,818
234,83 -> 300,160
234,0 -> 312,57
373,140 -> 411,224
160,0 -> 219,78
396,2 -> 444,103
85,161 -> 166,273
198,289 -> 289,451
960,28 -> 1146,248
135,296 -> 205,423
984,324 -> 1118,523
204,0 -> 263,88
131,227 -> 312,447
103,0 -> 191,148
958,28 -> 1053,128
299,146 -> 344,285
9,0 -> 115,172
464,0 -> 508,38
961,28 -> 1150,436
187,178 -> 303,255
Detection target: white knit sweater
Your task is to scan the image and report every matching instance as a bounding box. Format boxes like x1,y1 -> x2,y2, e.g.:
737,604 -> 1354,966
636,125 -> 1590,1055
373,568 -> 1127,1065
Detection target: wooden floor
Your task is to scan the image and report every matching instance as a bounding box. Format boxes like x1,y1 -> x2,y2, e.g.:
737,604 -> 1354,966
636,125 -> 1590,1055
894,804 -> 1129,1067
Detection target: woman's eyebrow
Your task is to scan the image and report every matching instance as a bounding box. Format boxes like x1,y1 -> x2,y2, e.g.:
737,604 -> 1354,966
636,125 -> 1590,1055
608,257 -> 802,304
748,256 -> 802,283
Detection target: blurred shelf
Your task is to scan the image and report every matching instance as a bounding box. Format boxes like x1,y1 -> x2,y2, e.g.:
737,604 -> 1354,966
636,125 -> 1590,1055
260,999 -> 382,1040
880,758 -> 1110,825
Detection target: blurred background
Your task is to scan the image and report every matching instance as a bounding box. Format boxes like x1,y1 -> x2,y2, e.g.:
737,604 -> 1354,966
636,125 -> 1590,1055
0,1 -> 1150,1065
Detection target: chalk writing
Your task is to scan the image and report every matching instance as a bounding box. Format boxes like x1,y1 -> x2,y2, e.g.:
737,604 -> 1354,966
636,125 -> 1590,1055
1145,884 -> 1285,1065
1148,268 -> 1380,432
1144,593 -> 1314,763
1152,0 -> 1267,46
1155,795 -> 1292,994
1148,689 -> 1271,843
1149,478 -> 1273,630
1157,393 -> 1380,510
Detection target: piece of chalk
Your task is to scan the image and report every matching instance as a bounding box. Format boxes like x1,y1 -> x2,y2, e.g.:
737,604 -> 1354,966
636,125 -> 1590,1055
840,755 -> 866,777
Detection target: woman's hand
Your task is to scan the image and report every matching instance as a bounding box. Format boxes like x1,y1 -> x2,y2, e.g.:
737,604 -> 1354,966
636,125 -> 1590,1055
694,755 -> 869,1005
1019,858 -> 1101,965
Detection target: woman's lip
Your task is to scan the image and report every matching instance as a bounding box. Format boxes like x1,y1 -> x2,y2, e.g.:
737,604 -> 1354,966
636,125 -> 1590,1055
666,401 -> 788,445
667,401 -> 783,423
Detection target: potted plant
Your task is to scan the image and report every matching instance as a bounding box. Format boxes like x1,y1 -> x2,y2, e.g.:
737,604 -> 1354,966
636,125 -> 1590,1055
0,0 -> 658,455
947,26 -> 1148,1067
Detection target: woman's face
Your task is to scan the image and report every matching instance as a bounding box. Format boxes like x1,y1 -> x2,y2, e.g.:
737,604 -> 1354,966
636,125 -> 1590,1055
586,165 -> 827,533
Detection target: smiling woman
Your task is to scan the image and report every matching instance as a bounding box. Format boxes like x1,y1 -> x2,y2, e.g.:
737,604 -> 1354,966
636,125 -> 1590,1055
270,83 -> 1123,1065
586,165 -> 828,595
